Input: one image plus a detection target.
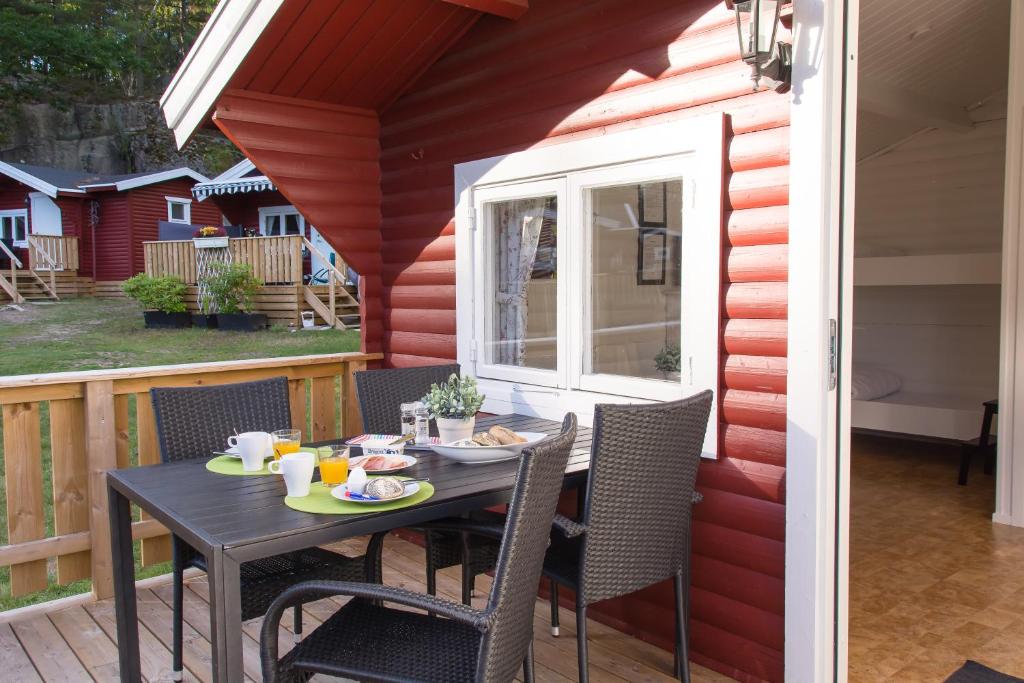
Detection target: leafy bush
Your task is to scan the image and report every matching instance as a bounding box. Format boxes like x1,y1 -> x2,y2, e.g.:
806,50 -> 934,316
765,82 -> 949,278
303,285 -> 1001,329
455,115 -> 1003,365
201,261 -> 263,314
422,373 -> 485,420
654,343 -> 681,373
121,274 -> 187,313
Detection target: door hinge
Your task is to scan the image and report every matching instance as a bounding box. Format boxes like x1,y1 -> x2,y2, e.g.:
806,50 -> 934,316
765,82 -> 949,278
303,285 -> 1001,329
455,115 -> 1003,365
828,318 -> 838,391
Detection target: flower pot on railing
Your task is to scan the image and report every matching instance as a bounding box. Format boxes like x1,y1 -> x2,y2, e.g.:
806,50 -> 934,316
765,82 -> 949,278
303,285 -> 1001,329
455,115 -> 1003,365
143,311 -> 192,329
193,236 -> 229,249
216,313 -> 268,332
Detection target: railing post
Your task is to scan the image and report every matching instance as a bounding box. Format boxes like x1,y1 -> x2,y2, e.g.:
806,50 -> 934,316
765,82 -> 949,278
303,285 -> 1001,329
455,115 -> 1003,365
292,236 -> 303,284
84,379 -> 118,599
342,360 -> 366,436
329,271 -> 337,327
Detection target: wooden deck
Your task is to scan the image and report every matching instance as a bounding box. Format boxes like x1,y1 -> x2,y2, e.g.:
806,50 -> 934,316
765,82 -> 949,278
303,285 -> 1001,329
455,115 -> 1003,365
0,536 -> 730,682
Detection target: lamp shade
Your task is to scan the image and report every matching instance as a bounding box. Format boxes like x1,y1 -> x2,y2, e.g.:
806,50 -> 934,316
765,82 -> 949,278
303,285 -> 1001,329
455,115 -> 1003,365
734,0 -> 781,63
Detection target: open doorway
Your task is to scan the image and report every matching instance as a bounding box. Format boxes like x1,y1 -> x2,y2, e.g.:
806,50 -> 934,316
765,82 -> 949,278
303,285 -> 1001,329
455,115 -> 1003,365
848,1 -> 1024,679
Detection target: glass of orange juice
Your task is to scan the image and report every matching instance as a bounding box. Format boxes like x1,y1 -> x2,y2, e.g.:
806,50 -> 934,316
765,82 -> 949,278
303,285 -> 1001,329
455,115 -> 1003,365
319,447 -> 349,487
272,429 -> 301,460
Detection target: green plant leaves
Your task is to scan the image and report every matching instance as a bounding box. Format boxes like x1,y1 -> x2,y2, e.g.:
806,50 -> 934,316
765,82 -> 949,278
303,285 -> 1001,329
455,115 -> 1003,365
120,273 -> 187,313
421,373 -> 486,419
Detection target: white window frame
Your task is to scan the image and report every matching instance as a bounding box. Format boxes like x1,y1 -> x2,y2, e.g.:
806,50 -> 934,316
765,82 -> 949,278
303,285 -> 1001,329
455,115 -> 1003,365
165,196 -> 192,224
0,209 -> 29,247
258,205 -> 305,237
455,114 -> 725,457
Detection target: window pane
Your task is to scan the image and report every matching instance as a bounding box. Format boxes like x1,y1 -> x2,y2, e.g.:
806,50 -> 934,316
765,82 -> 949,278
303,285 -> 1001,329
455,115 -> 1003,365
588,180 -> 683,381
486,195 -> 558,370
284,214 -> 301,235
0,217 -> 9,240
14,216 -> 26,241
169,202 -> 185,221
264,216 -> 281,236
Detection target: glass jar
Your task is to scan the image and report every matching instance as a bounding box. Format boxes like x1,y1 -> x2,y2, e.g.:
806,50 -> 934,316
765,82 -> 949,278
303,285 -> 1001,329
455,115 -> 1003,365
400,402 -> 417,436
414,402 -> 430,445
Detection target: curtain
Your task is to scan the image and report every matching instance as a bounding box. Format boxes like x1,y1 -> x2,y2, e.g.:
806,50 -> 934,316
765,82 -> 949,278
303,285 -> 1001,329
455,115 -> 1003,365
495,198 -> 547,366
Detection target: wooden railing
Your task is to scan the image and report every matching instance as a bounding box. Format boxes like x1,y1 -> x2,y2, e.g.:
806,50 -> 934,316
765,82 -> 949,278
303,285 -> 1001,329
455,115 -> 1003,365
27,236 -> 79,272
144,235 -> 304,284
0,352 -> 380,602
302,236 -> 358,329
0,241 -> 23,303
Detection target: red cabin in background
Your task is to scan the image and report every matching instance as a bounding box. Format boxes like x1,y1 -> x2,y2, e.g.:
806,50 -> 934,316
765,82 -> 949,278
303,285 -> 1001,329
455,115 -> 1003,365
0,161 -> 220,294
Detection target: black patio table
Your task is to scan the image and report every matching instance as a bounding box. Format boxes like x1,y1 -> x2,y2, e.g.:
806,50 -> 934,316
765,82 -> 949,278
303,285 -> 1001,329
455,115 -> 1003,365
107,413 -> 592,682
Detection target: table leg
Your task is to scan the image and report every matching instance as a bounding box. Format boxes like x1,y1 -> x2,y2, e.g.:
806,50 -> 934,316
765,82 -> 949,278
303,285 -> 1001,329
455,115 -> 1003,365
206,550 -> 244,682
108,483 -> 141,682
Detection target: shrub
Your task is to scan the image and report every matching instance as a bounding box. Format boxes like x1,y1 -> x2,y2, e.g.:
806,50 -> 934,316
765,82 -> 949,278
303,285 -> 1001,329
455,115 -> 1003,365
654,343 -> 681,374
201,261 -> 263,314
422,373 -> 485,420
121,274 -> 187,313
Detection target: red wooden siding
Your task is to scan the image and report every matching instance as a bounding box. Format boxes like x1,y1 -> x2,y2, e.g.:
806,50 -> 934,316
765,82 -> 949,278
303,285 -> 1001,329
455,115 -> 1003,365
376,1 -> 789,680
126,178 -> 221,277
0,177 -> 30,263
92,194 -> 131,281
213,90 -> 383,351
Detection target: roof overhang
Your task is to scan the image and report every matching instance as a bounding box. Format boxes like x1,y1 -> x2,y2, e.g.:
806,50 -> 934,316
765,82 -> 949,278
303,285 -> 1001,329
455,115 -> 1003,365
78,168 -> 209,192
0,160 -> 82,198
160,0 -> 286,148
192,174 -> 275,201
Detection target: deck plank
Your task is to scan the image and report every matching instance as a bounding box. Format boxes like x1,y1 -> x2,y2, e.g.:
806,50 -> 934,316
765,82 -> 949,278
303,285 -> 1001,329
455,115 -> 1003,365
48,606 -> 121,682
10,615 -> 92,682
0,623 -> 42,682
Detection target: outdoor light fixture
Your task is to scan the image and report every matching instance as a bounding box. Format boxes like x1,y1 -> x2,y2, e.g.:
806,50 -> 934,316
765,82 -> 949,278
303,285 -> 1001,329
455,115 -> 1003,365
730,0 -> 792,92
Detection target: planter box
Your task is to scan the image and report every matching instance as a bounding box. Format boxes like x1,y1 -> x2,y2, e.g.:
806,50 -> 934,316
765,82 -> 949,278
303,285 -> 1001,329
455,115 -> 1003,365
192,313 -> 218,329
217,313 -> 268,332
143,311 -> 192,329
193,236 -> 229,249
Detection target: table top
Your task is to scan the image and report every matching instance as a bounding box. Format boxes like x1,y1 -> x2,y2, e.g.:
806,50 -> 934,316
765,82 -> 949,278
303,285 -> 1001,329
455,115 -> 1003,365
108,414 -> 591,560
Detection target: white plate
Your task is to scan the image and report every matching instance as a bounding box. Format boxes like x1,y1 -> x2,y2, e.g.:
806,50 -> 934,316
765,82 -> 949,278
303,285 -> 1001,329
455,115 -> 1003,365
430,432 -> 549,464
219,445 -> 273,460
349,454 -> 417,473
331,481 -> 420,504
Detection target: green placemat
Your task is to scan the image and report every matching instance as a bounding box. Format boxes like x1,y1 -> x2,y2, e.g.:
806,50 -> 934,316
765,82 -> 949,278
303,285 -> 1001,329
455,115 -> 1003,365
205,447 -> 330,476
285,479 -> 435,515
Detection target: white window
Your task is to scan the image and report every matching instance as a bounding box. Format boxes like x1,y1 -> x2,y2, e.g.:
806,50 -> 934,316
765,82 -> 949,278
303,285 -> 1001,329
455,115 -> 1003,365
0,209 -> 28,247
166,197 -> 192,224
456,115 -> 724,457
258,205 -> 305,237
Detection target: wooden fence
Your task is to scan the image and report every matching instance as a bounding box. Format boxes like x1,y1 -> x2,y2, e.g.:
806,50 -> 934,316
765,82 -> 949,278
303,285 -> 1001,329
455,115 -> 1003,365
143,235 -> 304,284
0,352 -> 380,602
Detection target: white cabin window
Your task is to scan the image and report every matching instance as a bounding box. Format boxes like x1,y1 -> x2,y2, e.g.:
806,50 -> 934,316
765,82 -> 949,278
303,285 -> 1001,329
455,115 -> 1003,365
456,115 -> 724,456
258,205 -> 305,237
0,210 -> 28,246
166,197 -> 192,224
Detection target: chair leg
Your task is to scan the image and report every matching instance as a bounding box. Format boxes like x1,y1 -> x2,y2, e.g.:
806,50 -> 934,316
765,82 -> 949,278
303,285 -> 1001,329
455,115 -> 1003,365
424,532 -> 437,596
292,605 -> 303,644
460,532 -> 472,606
523,640 -> 536,683
958,443 -> 972,485
576,603 -> 589,683
172,550 -> 184,682
549,579 -> 560,636
673,572 -> 690,682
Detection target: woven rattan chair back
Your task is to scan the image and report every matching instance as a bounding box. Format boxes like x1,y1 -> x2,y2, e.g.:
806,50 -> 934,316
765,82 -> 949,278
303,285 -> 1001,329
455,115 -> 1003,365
150,376 -> 293,463
353,364 -> 460,435
578,390 -> 712,605
477,413 -> 578,683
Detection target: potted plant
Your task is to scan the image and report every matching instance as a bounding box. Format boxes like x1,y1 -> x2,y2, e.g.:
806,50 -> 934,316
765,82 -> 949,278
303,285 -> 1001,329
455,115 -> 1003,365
121,274 -> 191,328
193,225 -> 229,249
192,291 -> 218,329
655,343 -> 682,382
202,261 -> 267,331
422,373 -> 486,444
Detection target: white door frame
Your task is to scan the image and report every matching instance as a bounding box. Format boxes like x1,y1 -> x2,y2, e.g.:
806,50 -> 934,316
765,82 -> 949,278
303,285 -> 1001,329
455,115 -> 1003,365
996,1 -> 1024,528
787,0 -> 859,680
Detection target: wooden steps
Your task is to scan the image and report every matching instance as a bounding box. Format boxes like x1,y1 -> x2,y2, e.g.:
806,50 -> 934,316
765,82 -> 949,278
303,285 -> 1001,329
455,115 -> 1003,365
303,283 -> 360,329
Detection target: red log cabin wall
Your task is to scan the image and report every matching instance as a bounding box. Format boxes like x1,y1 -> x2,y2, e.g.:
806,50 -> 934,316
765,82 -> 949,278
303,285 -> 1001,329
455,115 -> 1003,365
0,176 -> 30,263
211,190 -> 291,230
377,1 -> 788,680
127,178 -> 222,276
92,193 -> 131,281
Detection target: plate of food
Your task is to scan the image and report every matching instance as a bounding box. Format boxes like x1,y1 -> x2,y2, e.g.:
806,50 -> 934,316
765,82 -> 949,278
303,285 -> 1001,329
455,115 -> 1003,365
331,477 -> 420,504
430,426 -> 548,464
350,453 -> 417,473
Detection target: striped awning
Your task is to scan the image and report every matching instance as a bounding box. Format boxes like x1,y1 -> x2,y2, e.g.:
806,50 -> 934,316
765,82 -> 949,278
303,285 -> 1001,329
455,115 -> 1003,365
192,175 -> 275,201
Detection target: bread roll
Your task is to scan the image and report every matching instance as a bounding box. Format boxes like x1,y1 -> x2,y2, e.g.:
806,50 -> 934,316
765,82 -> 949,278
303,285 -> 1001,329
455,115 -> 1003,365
488,425 -> 526,445
472,432 -> 501,446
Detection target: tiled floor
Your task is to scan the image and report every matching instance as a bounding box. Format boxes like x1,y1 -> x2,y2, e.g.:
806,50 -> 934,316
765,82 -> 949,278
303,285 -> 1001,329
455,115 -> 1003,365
849,434 -> 1024,681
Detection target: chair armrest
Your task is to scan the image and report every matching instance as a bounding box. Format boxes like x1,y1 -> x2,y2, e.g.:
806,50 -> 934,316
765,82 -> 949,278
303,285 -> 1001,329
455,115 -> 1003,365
552,513 -> 586,538
416,518 -> 507,541
261,580 -> 489,681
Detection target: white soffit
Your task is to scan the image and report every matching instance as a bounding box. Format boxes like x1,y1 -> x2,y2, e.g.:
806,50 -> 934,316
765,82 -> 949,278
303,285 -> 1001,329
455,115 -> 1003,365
160,0 -> 285,148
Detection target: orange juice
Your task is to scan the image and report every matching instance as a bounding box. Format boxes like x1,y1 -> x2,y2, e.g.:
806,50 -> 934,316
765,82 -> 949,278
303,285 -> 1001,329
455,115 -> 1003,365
272,429 -> 301,460
320,455 -> 349,487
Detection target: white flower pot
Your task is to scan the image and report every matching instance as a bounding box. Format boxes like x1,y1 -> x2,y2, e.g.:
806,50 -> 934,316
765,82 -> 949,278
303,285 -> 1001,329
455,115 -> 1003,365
436,416 -> 476,444
193,236 -> 229,249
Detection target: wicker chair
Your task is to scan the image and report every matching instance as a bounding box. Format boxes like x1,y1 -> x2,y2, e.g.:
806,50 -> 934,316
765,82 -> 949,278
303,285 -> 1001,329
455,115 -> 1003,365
354,364 -> 502,604
260,413 -> 579,683
544,391 -> 713,683
150,377 -> 384,682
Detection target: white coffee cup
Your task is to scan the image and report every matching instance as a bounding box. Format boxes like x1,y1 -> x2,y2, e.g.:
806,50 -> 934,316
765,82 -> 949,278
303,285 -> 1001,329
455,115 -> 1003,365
228,431 -> 273,472
268,451 -> 316,497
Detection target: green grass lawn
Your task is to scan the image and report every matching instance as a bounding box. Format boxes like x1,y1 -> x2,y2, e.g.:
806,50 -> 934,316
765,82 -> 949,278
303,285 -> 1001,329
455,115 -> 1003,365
0,298 -> 360,610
